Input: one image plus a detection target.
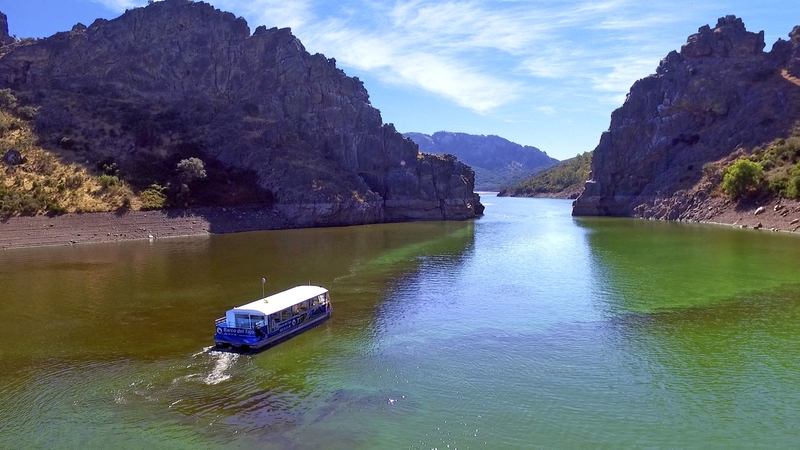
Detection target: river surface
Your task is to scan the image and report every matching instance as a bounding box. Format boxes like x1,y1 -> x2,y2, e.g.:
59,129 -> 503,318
2,194 -> 799,448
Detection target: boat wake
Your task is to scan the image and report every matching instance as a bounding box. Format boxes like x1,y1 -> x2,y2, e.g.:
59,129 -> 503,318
168,347 -> 241,387
203,350 -> 240,385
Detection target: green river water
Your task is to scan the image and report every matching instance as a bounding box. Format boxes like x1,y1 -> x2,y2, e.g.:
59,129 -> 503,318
1,194 -> 799,448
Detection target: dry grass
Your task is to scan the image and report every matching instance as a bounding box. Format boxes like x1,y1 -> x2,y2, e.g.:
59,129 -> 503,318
0,108 -> 136,215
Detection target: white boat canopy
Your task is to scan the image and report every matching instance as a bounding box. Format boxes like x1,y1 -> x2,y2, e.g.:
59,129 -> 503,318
227,285 -> 328,318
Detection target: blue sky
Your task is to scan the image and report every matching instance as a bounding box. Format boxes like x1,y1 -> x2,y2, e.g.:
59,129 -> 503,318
3,1 -> 799,160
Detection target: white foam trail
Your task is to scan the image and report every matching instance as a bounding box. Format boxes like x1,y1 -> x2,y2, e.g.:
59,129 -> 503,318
204,352 -> 239,385
192,346 -> 214,358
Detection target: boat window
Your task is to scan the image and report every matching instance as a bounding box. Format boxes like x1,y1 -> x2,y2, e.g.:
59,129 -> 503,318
281,308 -> 292,321
313,293 -> 328,306
271,313 -> 281,324
235,314 -> 264,328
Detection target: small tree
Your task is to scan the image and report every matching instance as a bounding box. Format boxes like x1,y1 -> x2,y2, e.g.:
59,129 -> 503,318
722,158 -> 764,198
176,157 -> 207,184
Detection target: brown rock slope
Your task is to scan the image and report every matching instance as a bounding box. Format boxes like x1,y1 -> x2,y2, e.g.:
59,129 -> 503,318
0,0 -> 482,228
573,16 -> 800,222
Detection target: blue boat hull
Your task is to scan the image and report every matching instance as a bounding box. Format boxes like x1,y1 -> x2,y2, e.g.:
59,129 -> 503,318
214,309 -> 331,352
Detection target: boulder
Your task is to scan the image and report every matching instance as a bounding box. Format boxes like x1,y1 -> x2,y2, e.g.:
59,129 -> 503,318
2,148 -> 24,165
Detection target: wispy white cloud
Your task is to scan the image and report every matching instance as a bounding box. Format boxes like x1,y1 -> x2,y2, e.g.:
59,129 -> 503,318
90,0 -> 142,12
537,106 -> 556,116
214,0 -> 313,31
88,0 -> 713,117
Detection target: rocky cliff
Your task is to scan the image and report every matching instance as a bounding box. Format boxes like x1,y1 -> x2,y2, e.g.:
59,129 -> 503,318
0,12 -> 13,46
0,0 -> 482,225
405,131 -> 557,191
573,16 -> 800,218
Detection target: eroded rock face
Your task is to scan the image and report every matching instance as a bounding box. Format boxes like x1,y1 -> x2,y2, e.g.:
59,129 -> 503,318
790,26 -> 800,78
0,12 -> 13,46
0,0 -> 482,224
573,16 -> 800,218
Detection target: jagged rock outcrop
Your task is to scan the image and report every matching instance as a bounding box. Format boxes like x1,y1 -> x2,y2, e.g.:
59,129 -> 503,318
0,0 -> 482,225
405,131 -> 557,191
573,16 -> 800,218
790,26 -> 800,78
0,12 -> 13,46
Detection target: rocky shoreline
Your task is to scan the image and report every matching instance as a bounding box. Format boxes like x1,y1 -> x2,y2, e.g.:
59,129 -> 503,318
3,196 -> 800,251
0,205 -> 290,250
633,193 -> 800,234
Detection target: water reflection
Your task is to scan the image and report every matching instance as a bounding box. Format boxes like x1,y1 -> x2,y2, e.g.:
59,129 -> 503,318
4,197 -> 800,448
573,216 -> 800,445
577,216 -> 800,313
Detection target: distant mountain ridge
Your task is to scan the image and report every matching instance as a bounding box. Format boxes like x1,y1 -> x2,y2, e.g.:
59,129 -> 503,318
499,152 -> 592,199
404,131 -> 558,191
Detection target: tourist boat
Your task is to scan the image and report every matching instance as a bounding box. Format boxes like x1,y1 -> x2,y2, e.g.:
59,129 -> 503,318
214,285 -> 332,351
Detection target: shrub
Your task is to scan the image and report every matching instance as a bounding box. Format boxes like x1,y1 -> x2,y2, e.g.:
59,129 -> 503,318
788,175 -> 800,198
176,157 -> 207,184
0,89 -> 17,109
120,193 -> 132,209
15,106 -> 38,120
140,184 -> 166,210
99,174 -> 121,188
722,158 -> 764,198
65,174 -> 85,189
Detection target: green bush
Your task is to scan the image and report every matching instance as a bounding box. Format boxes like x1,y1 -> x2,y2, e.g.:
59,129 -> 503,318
788,176 -> 800,198
65,174 -> 85,189
768,176 -> 789,196
176,157 -> 207,184
15,106 -> 38,120
0,185 -> 48,215
140,184 -> 167,210
0,89 -> 17,109
722,158 -> 764,198
99,174 -> 120,188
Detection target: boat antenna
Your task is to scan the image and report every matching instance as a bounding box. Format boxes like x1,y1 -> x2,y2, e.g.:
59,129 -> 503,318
261,277 -> 266,300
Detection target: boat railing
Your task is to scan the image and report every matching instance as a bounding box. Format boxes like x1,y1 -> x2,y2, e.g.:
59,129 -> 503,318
215,317 -> 227,325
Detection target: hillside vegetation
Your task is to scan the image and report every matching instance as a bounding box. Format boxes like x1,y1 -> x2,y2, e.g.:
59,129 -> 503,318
713,129 -> 800,199
0,89 -> 265,216
0,90 -> 135,214
498,152 -> 592,199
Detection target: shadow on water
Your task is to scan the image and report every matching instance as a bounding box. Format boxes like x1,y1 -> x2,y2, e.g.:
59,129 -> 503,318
574,215 -> 800,314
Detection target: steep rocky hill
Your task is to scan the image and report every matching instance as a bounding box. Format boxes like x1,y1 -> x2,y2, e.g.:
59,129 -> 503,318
573,16 -> 800,219
498,152 -> 591,199
404,131 -> 557,191
0,0 -> 482,225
